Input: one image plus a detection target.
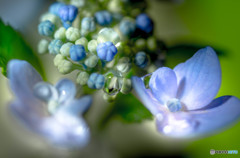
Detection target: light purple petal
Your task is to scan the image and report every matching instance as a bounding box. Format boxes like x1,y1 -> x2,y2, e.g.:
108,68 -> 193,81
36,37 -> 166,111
10,101 -> 90,148
41,112 -> 90,148
132,76 -> 168,116
9,101 -> 45,132
149,67 -> 178,105
55,79 -> 76,104
173,47 -> 221,110
156,96 -> 240,138
57,96 -> 92,116
8,60 -> 44,113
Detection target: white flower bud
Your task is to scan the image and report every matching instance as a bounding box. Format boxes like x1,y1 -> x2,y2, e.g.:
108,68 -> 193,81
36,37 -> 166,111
40,13 -> 61,27
53,54 -> 64,66
60,42 -> 73,57
38,39 -> 49,54
116,57 -> 131,73
76,71 -> 89,85
75,37 -> 88,50
88,40 -> 98,53
57,59 -> 73,74
66,27 -> 81,42
84,55 -> 98,68
97,28 -> 120,45
108,0 -> 123,13
54,27 -> 66,40
70,0 -> 85,8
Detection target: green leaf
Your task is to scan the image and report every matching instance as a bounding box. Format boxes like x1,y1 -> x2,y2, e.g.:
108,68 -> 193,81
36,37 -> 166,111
0,19 -> 44,78
100,93 -> 153,128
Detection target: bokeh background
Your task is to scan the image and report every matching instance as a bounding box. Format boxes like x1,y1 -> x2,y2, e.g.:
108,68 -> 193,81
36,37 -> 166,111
0,0 -> 240,157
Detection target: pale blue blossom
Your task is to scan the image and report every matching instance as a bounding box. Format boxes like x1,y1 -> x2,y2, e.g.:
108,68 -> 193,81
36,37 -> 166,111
132,47 -> 240,138
8,60 -> 92,148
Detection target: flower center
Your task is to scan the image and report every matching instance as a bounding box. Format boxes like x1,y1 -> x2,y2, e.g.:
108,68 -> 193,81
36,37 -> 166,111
33,82 -> 60,115
166,98 -> 182,112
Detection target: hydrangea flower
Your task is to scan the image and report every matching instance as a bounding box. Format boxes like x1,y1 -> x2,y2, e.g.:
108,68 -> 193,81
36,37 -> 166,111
70,44 -> 86,61
97,41 -> 118,62
87,73 -> 105,89
8,60 -> 92,148
59,5 -> 78,23
94,11 -> 113,26
38,20 -> 55,37
132,47 -> 240,138
136,13 -> 153,34
134,51 -> 148,68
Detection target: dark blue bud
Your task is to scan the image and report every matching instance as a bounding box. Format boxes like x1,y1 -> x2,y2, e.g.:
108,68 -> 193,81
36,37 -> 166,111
95,11 -> 112,26
87,73 -> 105,89
70,45 -> 86,61
119,18 -> 136,36
38,20 -> 55,36
49,2 -> 65,16
97,42 -> 118,62
59,5 -> 78,23
134,51 -> 148,68
136,13 -> 153,33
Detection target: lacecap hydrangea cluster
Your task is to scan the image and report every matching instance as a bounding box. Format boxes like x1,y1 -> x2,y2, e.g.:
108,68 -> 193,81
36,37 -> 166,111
37,0 -> 166,101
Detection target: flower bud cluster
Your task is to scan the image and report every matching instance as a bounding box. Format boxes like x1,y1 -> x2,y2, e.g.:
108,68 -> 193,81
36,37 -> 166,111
37,0 -> 166,101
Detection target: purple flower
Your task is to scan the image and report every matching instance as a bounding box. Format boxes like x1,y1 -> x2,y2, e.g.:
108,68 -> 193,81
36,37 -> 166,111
8,60 -> 92,148
132,47 -> 240,138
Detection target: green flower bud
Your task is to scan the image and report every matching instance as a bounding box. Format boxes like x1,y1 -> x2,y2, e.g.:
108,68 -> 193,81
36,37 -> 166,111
97,28 -> 120,45
54,27 -> 66,40
38,39 -> 49,54
53,54 -> 64,66
84,55 -> 98,68
108,0 -> 123,13
40,13 -> 61,27
135,38 -> 146,50
120,78 -> 132,94
66,27 -> 81,42
58,59 -> 73,74
116,57 -> 131,73
88,40 -> 98,53
103,93 -> 117,102
147,37 -> 157,51
70,0 -> 85,8
60,42 -> 73,57
75,37 -> 88,50
147,64 -> 157,74
76,71 -> 89,85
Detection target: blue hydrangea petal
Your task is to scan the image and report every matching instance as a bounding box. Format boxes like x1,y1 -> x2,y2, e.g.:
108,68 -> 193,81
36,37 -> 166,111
156,96 -> 240,138
173,46 -> 221,110
7,60 -> 43,109
55,79 -> 76,104
57,95 -> 92,116
149,67 -> 178,105
132,76 -> 168,115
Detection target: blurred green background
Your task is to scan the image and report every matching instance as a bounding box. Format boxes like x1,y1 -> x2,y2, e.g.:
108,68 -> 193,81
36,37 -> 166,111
0,0 -> 240,158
